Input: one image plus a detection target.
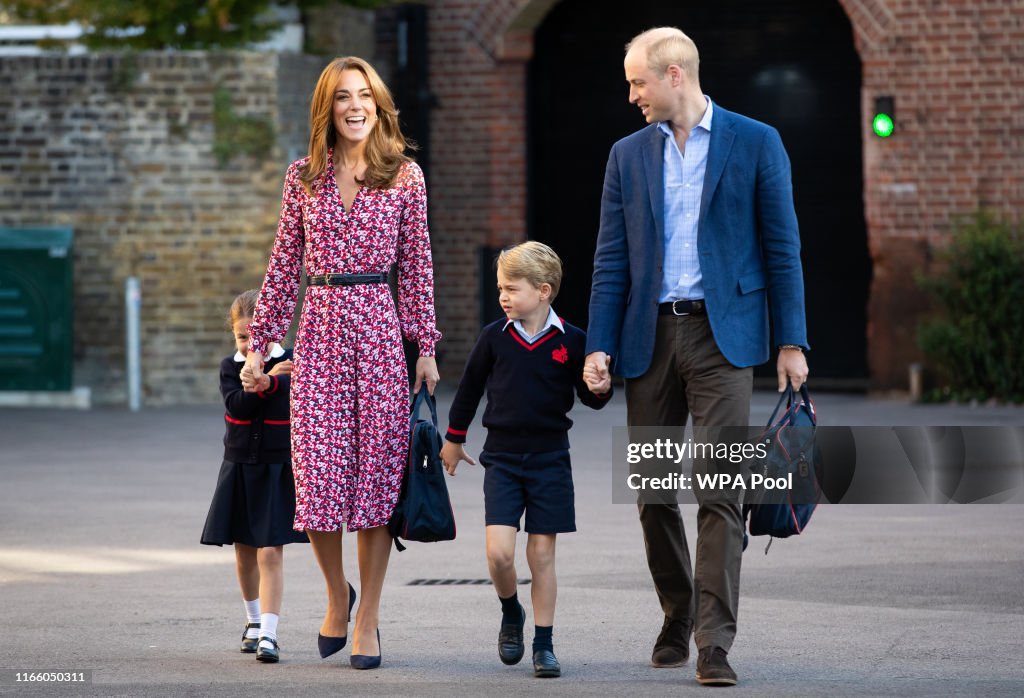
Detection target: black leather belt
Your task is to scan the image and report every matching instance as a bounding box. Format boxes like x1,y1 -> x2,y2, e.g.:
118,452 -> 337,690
658,299 -> 706,316
308,273 -> 388,287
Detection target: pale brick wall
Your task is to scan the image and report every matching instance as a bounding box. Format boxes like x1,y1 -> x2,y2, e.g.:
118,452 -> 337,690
0,52 -> 323,404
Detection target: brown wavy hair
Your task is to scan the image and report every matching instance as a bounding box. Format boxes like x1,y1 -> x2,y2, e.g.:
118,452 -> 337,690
299,56 -> 413,195
228,289 -> 259,328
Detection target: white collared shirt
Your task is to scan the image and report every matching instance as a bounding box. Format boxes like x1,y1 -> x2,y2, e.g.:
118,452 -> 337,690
658,96 -> 713,303
503,306 -> 565,343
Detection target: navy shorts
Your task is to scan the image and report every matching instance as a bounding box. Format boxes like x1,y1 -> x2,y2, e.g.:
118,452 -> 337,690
479,449 -> 576,534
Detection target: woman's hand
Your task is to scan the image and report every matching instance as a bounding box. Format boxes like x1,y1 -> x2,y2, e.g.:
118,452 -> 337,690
414,356 -> 439,395
242,351 -> 264,393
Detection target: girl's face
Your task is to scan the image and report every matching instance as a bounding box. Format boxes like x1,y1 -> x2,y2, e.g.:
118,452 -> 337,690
332,69 -> 377,147
233,317 -> 251,357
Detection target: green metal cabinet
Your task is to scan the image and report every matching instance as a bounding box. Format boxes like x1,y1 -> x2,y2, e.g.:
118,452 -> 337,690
0,227 -> 74,391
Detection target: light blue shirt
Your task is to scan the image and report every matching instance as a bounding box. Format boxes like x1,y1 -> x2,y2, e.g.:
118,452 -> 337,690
658,97 -> 713,302
503,306 -> 565,343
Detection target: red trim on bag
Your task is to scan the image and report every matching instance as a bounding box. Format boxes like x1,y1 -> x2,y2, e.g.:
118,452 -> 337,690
265,419 -> 290,425
224,415 -> 252,425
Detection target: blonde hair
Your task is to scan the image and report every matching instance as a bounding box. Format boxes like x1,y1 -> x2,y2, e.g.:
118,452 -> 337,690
228,289 -> 259,328
626,27 -> 700,80
497,241 -> 563,301
299,56 -> 414,195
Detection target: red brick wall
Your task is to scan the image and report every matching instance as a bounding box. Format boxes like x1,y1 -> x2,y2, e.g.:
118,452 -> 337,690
426,0 -> 1024,389
426,0 -> 533,377
840,0 -> 1024,387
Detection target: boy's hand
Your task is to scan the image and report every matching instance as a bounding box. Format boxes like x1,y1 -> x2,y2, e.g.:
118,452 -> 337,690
440,440 -> 477,476
268,359 -> 293,376
584,362 -> 611,395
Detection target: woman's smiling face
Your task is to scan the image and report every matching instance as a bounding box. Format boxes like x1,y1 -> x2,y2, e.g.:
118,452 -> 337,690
333,69 -> 377,145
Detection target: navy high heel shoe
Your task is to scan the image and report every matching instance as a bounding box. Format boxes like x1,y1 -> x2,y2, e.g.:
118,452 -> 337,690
350,628 -> 381,670
317,582 -> 357,659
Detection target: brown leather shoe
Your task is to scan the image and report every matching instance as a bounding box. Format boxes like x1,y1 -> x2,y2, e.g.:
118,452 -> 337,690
651,616 -> 691,667
696,646 -> 737,686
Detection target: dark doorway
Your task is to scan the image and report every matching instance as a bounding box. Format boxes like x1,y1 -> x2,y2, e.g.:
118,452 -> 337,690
528,0 -> 870,382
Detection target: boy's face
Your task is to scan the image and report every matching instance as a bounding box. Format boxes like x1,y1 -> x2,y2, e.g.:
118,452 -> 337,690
233,318 -> 251,357
497,266 -> 549,321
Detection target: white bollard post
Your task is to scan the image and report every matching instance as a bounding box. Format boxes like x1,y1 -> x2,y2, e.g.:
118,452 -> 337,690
126,277 -> 142,411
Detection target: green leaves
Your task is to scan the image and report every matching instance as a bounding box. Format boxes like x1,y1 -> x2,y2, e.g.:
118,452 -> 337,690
917,212 -> 1024,403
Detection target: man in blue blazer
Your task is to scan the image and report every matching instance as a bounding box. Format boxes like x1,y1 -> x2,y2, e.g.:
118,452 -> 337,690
585,27 -> 809,686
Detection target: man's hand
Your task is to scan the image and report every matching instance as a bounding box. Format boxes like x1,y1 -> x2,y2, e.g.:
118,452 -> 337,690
584,352 -> 612,393
440,440 -> 477,476
414,356 -> 440,395
777,348 -> 809,391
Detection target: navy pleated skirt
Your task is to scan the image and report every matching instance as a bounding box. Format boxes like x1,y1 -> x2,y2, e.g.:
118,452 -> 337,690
201,460 -> 309,547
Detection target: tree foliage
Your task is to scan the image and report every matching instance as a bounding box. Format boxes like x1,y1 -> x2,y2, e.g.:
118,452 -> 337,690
1,0 -> 384,50
917,212 -> 1024,403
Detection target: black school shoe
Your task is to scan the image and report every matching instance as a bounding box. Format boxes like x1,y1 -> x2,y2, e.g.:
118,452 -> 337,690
255,637 -> 280,663
497,603 -> 526,665
695,646 -> 737,686
532,649 -> 561,678
240,622 -> 261,653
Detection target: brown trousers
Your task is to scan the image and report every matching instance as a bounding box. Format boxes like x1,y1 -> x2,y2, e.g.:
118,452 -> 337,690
625,313 -> 753,652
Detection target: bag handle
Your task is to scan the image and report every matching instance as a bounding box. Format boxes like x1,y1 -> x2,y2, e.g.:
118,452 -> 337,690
410,388 -> 439,430
765,385 -> 795,428
765,384 -> 817,429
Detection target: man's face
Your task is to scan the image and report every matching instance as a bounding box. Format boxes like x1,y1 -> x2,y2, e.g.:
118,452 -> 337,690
624,48 -> 671,123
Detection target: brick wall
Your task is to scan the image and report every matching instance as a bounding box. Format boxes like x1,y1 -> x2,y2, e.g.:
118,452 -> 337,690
0,52 -> 323,404
839,0 -> 1024,387
421,0 -> 1024,390
424,0 -> 533,377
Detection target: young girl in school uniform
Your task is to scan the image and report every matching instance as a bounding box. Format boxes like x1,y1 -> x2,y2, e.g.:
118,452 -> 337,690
201,289 -> 307,663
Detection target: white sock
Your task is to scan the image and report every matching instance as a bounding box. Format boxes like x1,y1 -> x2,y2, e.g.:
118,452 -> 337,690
244,599 -> 261,638
260,612 -> 279,644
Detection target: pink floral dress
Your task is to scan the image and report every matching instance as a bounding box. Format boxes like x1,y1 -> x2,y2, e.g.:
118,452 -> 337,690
248,153 -> 441,532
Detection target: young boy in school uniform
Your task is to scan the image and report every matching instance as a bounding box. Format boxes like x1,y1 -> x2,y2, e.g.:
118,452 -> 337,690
440,241 -> 613,678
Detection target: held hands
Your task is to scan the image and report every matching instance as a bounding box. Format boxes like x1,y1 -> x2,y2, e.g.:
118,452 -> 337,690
414,356 -> 439,395
777,347 -> 809,392
440,439 -> 477,476
583,351 -> 612,395
241,352 -> 264,393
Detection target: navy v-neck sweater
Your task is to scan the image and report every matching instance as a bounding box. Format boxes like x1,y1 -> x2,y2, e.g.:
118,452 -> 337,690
446,318 -> 612,453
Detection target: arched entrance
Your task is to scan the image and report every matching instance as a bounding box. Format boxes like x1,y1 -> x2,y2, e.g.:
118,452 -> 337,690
527,0 -> 870,383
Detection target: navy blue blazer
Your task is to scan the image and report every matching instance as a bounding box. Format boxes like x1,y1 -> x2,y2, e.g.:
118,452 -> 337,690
586,103 -> 809,378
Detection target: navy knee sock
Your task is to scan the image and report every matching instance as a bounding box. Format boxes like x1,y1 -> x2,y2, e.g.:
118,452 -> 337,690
499,593 -> 523,625
533,625 -> 553,653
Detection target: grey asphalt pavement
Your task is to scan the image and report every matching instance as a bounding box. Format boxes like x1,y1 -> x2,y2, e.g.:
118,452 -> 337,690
1,390 -> 1023,697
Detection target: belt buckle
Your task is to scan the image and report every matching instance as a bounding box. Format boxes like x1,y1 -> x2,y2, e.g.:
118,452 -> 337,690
325,274 -> 343,287
671,300 -> 689,316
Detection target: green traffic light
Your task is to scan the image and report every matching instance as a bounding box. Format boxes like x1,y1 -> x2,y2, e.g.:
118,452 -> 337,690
873,113 -> 894,138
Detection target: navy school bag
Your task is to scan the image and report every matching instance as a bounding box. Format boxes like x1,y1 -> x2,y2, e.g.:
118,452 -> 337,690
388,389 -> 456,552
743,384 -> 821,553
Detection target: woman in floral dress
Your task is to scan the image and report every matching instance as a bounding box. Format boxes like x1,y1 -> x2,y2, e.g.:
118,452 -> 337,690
242,56 -> 441,668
